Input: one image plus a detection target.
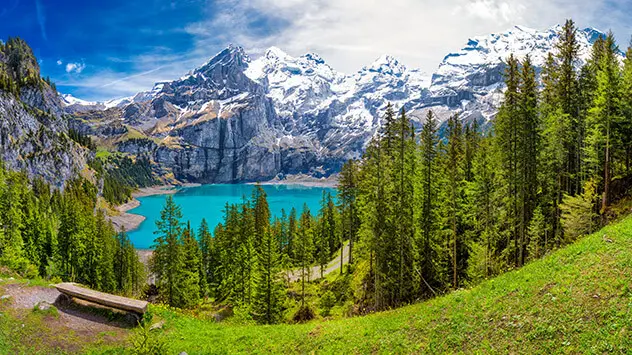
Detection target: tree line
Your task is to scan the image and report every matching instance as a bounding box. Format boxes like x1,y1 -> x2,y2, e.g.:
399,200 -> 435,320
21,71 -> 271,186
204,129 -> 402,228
0,162 -> 145,296
150,186 -> 345,323
90,154 -> 157,205
350,19 -> 632,311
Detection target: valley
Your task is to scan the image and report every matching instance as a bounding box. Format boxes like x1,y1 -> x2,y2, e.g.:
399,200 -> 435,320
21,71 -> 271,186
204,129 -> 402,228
0,6 -> 631,354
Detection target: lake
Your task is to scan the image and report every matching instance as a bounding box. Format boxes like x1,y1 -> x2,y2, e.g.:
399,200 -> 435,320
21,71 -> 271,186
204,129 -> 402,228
127,184 -> 336,249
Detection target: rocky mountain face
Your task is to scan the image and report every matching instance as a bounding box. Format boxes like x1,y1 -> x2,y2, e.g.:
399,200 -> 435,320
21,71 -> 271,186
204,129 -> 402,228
65,25 -> 605,184
0,38 -> 88,188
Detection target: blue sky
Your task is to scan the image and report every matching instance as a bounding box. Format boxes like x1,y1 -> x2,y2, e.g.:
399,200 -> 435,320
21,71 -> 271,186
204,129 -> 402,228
1,0 -> 630,101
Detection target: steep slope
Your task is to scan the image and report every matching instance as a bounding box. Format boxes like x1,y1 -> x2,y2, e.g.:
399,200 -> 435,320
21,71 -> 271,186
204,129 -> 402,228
66,24 -> 606,183
148,214 -> 632,353
0,38 -> 88,187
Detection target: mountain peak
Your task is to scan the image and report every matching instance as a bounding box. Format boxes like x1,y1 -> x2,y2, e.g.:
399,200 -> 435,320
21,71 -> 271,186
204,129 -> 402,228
513,25 -> 537,34
195,44 -> 250,74
303,52 -> 325,65
264,46 -> 290,60
365,54 -> 407,76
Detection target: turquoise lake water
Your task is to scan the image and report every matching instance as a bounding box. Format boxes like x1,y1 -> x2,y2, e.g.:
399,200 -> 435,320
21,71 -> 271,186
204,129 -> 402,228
127,184 -> 335,249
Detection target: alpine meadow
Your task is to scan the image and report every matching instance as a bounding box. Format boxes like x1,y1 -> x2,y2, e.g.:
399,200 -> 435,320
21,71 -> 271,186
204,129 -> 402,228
0,1 -> 632,353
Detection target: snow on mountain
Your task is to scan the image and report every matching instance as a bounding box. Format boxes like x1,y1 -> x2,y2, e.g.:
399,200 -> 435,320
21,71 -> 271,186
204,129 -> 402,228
426,25 -> 605,122
66,24 -> 607,182
61,93 -> 97,106
60,81 -> 165,114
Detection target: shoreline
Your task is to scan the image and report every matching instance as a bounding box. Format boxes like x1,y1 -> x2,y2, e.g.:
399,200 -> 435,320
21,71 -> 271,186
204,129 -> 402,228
108,183 -> 202,233
251,174 -> 339,188
110,177 -> 338,245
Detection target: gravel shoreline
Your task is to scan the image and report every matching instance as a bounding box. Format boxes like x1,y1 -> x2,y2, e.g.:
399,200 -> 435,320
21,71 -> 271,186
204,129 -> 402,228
107,185 -> 187,233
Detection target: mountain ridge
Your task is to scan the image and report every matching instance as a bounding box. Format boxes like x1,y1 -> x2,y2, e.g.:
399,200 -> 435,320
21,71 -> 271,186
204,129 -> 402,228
64,24 -> 608,183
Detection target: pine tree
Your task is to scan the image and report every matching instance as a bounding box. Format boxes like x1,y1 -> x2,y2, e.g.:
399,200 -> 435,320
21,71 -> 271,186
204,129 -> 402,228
470,138 -> 501,277
316,192 -> 331,278
287,207 -> 298,263
540,53 -> 567,247
198,218 -> 215,297
237,201 -> 255,305
621,44 -> 632,174
416,110 -> 442,296
585,32 -> 621,213
253,185 -> 271,249
517,55 -> 539,265
296,205 -> 314,309
494,54 -> 521,267
0,172 -> 26,268
338,160 -> 359,272
560,180 -> 598,242
151,195 -> 184,307
555,19 -> 582,195
181,221 -> 202,306
391,108 -> 416,304
443,114 -> 468,289
382,103 -> 397,153
252,229 -> 285,324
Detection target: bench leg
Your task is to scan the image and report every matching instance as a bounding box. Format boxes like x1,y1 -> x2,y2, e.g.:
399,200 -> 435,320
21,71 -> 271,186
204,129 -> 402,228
56,293 -> 72,306
126,312 -> 141,325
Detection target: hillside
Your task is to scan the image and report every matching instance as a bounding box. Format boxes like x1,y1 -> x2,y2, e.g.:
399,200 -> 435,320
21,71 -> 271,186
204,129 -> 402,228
146,214 -> 632,354
2,213 -> 631,354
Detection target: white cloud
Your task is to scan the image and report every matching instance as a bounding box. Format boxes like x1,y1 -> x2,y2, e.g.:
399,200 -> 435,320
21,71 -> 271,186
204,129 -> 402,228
68,0 -> 632,101
185,0 -> 629,74
65,62 -> 86,74
56,59 -> 63,65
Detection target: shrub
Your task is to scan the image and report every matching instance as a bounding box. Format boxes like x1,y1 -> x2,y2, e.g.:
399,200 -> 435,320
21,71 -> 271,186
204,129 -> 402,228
130,312 -> 168,355
319,290 -> 337,317
292,304 -> 315,323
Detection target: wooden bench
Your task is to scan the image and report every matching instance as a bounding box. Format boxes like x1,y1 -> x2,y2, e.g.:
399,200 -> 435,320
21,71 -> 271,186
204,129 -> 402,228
55,282 -> 148,317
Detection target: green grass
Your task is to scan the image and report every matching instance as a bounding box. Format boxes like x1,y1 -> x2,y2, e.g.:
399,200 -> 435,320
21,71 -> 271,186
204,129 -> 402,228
144,215 -> 632,354
4,216 -> 632,354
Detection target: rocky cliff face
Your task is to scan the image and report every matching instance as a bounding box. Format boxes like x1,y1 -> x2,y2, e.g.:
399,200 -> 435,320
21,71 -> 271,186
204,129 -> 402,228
64,25 -> 606,184
0,38 -> 88,188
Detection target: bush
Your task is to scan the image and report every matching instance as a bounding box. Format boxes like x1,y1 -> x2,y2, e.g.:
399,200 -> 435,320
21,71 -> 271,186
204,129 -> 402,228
292,304 -> 315,323
319,290 -> 337,317
16,259 -> 38,279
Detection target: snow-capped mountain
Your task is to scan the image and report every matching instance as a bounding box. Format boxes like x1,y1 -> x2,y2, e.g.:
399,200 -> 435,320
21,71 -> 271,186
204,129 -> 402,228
424,25 -> 604,123
66,24 -> 606,183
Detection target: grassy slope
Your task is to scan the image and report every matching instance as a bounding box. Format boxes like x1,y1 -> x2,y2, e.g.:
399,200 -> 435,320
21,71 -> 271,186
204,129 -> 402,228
153,215 -> 632,354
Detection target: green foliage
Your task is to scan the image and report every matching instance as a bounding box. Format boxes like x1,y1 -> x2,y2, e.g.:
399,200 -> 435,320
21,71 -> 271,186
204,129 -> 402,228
130,312 -> 168,355
89,154 -> 157,205
0,159 -> 144,296
252,230 -> 286,324
148,215 -> 632,353
0,37 -> 55,96
68,128 -> 96,150
318,290 -> 336,317
561,180 -> 599,242
151,195 -> 196,308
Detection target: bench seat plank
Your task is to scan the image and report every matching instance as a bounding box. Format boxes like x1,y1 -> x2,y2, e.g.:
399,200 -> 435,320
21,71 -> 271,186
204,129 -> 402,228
55,282 -> 148,314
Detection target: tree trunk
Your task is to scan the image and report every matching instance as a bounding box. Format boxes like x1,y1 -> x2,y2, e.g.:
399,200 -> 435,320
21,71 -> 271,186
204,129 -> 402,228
602,117 -> 611,212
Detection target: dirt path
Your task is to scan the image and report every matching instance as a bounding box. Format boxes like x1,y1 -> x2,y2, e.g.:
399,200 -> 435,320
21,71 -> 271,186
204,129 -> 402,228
287,241 -> 350,282
0,281 -> 132,353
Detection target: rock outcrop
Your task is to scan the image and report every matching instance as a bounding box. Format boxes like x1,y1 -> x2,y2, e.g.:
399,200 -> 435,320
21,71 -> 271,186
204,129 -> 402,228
0,38 -> 88,188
